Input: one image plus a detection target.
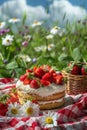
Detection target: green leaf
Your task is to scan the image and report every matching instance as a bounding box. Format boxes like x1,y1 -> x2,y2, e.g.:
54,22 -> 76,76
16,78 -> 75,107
72,48 -> 82,61
14,68 -> 26,78
58,53 -> 73,62
22,11 -> 27,25
0,69 -> 11,77
6,61 -> 18,69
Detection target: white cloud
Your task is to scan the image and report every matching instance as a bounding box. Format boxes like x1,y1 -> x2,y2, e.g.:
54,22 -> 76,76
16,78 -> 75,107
0,0 -> 87,27
0,0 -> 49,25
49,0 -> 87,26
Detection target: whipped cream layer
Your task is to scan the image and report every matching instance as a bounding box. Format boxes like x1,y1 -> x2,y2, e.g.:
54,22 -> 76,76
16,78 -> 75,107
16,80 -> 65,97
38,97 -> 64,104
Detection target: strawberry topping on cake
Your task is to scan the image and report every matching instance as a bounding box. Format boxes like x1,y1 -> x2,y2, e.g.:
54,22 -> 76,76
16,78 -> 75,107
18,65 -> 63,89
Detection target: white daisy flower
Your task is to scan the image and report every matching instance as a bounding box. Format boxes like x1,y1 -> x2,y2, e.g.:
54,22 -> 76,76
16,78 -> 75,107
8,18 -> 20,23
62,47 -> 66,51
58,29 -> 66,37
18,54 -> 31,62
6,102 -> 21,117
24,35 -> 32,41
0,22 -> 6,29
31,20 -> 43,27
50,26 -> 61,35
50,26 -> 65,36
20,101 -> 40,117
39,111 -> 58,128
47,43 -> 55,51
2,34 -> 14,46
34,46 -> 46,52
46,34 -> 54,40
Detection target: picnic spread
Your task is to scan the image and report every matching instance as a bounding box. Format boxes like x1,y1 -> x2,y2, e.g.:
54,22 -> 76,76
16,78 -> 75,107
0,78 -> 87,130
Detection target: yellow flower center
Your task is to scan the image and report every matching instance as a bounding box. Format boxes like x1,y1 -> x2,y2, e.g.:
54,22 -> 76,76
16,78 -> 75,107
26,107 -> 33,115
45,117 -> 53,124
6,39 -> 10,43
34,21 -> 39,24
13,18 -> 17,20
0,22 -> 2,26
54,26 -> 58,30
48,44 -> 51,48
11,108 -> 18,115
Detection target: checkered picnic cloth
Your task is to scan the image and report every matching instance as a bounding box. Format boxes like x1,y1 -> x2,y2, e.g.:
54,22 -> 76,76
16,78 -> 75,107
0,78 -> 87,130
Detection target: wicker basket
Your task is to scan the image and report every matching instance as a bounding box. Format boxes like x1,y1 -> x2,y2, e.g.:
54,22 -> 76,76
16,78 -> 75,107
62,71 -> 87,95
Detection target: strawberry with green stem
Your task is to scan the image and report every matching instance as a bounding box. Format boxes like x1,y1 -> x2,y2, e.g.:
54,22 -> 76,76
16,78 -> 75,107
81,64 -> 87,75
67,62 -> 82,75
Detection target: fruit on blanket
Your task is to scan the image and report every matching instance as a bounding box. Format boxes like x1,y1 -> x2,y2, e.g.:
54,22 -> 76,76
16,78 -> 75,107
81,65 -> 87,75
7,93 -> 18,104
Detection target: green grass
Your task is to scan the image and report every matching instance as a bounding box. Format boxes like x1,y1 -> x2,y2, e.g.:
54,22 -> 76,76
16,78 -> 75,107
0,19 -> 87,78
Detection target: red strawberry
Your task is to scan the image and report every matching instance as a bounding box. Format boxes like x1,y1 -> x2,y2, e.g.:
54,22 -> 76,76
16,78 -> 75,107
40,79 -> 50,86
30,79 -> 40,89
20,74 -> 27,81
10,93 -> 17,98
68,62 -> 82,75
52,72 -> 57,77
52,72 -> 62,77
34,67 -> 45,78
71,65 -> 81,75
42,72 -> 53,82
32,100 -> 38,104
7,94 -> 18,104
23,78 -> 31,85
81,65 -> 87,75
53,75 -> 63,85
26,69 -> 33,73
40,65 -> 51,72
49,68 -> 55,74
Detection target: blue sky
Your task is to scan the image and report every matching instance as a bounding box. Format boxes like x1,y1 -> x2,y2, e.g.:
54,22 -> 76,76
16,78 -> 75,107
28,0 -> 87,9
0,0 -> 87,27
0,0 -> 87,9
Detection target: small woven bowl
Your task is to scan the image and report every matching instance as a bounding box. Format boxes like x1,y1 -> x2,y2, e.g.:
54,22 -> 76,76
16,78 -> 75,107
62,71 -> 87,95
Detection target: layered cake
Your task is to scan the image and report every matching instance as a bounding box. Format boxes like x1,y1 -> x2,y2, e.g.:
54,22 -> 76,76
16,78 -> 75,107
16,65 -> 65,110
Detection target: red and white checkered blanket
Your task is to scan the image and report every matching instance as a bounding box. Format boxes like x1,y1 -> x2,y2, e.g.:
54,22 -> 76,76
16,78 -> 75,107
0,78 -> 87,130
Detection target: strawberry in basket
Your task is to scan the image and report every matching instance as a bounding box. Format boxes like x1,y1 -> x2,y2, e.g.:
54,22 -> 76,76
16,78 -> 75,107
81,64 -> 87,75
62,61 -> 87,95
66,62 -> 82,75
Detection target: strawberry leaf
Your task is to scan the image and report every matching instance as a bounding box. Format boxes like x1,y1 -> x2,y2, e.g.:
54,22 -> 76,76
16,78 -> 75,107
58,53 -> 73,62
72,48 -> 82,62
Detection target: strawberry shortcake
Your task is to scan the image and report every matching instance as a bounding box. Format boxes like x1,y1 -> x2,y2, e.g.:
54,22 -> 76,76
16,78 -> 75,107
16,65 -> 65,110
